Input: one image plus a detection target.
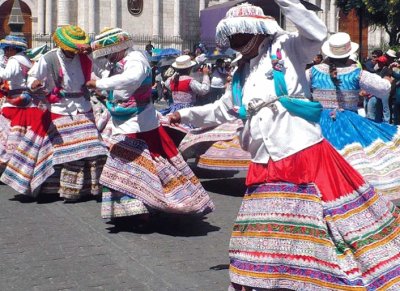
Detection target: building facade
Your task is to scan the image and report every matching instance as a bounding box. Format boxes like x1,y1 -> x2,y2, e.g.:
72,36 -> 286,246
0,0 -> 391,53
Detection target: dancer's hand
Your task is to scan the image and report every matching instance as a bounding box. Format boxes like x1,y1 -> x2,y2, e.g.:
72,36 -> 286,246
78,44 -> 92,55
86,80 -> 97,89
31,80 -> 43,90
168,112 -> 181,126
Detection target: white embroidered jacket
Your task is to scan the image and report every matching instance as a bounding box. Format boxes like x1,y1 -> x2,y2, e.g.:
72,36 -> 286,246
179,0 -> 327,163
0,53 -> 34,108
95,50 -> 159,135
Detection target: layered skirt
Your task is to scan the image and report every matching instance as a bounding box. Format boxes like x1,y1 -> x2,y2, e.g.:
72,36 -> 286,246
100,126 -> 214,219
0,107 -> 44,171
179,119 -> 251,171
229,140 -> 400,290
320,109 -> 400,201
1,110 -> 108,199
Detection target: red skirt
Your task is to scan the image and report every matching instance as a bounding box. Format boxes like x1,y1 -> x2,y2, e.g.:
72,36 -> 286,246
246,139 -> 366,202
126,126 -> 178,159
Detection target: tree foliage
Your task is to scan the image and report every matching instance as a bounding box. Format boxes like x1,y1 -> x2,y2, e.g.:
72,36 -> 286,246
336,0 -> 400,46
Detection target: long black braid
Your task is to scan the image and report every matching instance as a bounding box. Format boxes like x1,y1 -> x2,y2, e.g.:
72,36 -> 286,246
328,57 -> 342,90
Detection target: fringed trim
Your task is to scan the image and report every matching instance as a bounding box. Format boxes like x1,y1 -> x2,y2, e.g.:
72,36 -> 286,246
216,17 -> 283,47
92,39 -> 135,59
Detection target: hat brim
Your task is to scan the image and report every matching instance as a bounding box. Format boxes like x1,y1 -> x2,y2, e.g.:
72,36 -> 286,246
387,52 -> 397,58
321,41 -> 359,59
171,60 -> 196,69
92,39 -> 134,59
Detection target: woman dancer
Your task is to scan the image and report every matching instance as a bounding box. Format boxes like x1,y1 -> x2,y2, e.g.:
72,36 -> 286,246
0,36 -> 43,172
1,26 -> 108,201
308,32 -> 400,201
170,1 -> 400,290
87,28 -> 214,220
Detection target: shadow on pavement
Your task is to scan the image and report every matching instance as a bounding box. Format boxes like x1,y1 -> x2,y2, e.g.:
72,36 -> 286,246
191,166 -> 240,179
210,264 -> 229,271
106,214 -> 220,237
9,194 -> 99,204
9,194 -> 62,204
201,178 -> 246,197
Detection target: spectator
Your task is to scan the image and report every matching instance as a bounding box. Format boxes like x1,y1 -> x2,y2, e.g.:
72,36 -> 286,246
145,40 -> 154,56
305,53 -> 323,69
209,58 -> 229,102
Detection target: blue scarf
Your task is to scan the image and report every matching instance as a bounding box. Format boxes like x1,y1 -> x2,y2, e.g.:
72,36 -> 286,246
232,69 -> 247,120
232,48 -> 322,123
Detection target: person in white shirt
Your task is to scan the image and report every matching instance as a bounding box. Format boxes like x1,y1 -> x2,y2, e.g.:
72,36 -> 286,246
86,28 -> 214,222
209,58 -> 229,102
1,26 -> 108,202
0,35 -> 44,172
169,1 -> 400,290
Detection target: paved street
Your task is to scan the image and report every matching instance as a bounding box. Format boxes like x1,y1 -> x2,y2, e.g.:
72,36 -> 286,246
0,165 -> 246,291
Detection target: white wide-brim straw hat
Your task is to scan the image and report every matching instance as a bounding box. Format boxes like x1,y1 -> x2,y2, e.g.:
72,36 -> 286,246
172,55 -> 196,69
386,49 -> 397,58
322,32 -> 359,59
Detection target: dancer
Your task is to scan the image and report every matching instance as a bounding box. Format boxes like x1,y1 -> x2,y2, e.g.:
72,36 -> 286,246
87,28 -> 214,219
159,55 -> 211,145
161,55 -> 210,116
0,35 -> 43,172
170,1 -> 400,290
308,32 -> 400,201
178,54 -> 252,172
1,25 -> 108,201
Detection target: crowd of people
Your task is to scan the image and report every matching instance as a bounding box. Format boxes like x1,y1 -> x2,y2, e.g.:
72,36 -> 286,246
2,0 -> 400,290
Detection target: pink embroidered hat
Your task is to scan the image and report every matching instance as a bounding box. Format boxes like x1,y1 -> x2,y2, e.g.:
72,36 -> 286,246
215,3 -> 283,47
321,32 -> 359,59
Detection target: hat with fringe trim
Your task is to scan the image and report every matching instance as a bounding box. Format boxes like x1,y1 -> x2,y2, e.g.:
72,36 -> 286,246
53,25 -> 90,54
216,2 -> 283,47
91,27 -> 134,59
0,35 -> 28,51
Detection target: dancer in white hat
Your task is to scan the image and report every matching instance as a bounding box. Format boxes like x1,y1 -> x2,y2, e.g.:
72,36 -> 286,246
170,1 -> 400,290
308,32 -> 400,201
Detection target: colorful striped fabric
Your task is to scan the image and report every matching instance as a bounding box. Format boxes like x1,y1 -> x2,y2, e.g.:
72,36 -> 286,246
100,134 -> 214,216
197,135 -> 251,171
0,107 -> 45,170
1,112 -> 108,195
320,109 -> 400,201
310,64 -> 400,201
179,119 -> 249,170
102,187 -> 150,219
229,182 -> 400,290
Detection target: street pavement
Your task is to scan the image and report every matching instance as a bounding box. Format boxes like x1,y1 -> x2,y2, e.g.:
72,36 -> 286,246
0,165 -> 246,291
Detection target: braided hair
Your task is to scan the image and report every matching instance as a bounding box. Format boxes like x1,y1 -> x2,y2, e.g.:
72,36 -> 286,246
328,57 -> 341,89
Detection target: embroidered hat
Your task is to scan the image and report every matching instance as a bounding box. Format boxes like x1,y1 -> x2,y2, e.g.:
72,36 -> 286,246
0,35 -> 28,51
91,27 -> 134,59
172,55 -> 196,69
386,49 -> 397,58
321,32 -> 359,59
53,25 -> 90,54
215,3 -> 283,47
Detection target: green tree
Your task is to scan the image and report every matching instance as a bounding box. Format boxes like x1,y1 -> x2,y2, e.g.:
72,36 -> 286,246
336,0 -> 400,46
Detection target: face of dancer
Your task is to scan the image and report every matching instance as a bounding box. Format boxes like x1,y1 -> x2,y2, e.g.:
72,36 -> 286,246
229,33 -> 267,61
106,50 -> 126,63
62,49 -> 76,59
3,46 -> 17,58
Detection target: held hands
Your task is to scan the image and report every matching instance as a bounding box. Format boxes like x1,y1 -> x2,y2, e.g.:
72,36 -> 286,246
202,66 -> 210,75
86,80 -> 97,89
31,80 -> 43,90
78,44 -> 93,55
168,112 -> 182,126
